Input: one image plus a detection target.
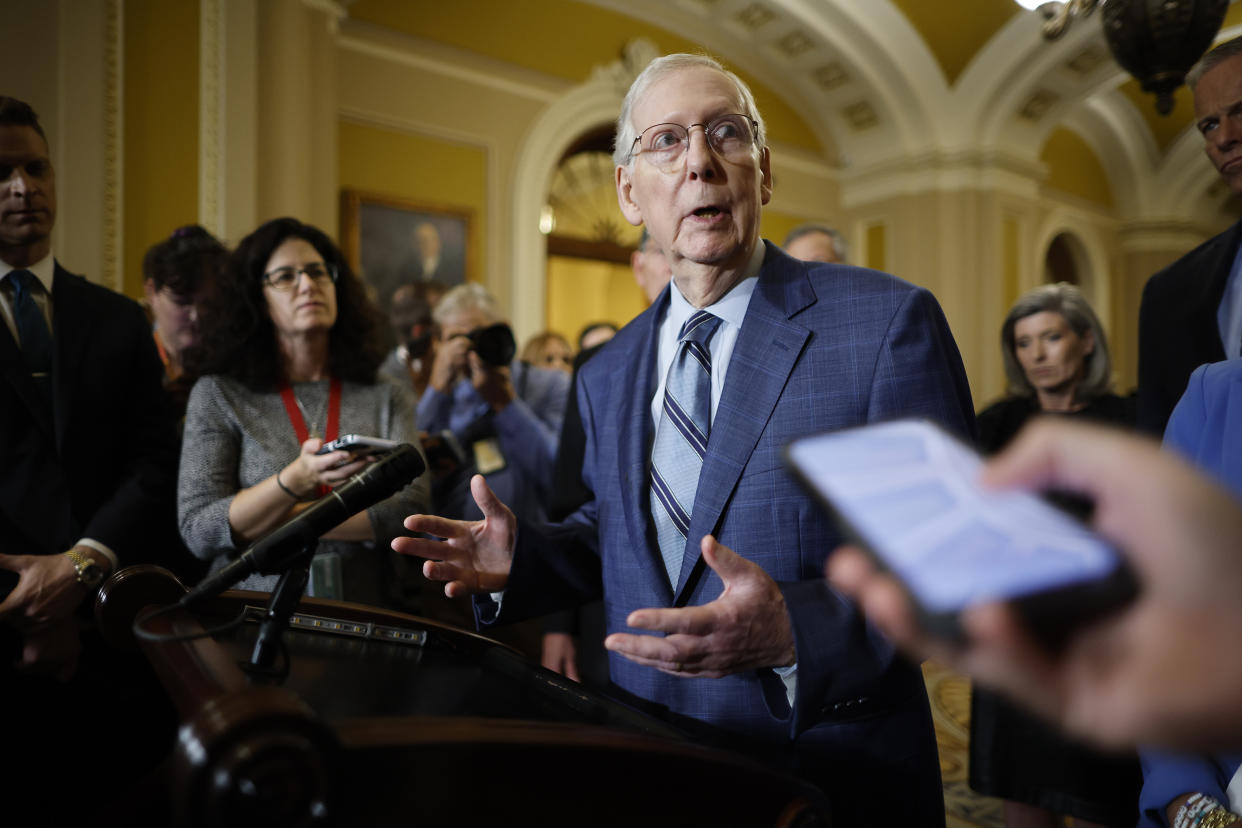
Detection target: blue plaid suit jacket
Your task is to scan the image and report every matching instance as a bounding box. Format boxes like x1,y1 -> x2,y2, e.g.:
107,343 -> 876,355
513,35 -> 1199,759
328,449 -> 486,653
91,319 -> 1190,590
484,242 -> 975,817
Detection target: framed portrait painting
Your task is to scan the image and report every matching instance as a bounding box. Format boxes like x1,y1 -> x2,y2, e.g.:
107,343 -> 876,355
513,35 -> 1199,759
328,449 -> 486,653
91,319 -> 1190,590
339,190 -> 473,313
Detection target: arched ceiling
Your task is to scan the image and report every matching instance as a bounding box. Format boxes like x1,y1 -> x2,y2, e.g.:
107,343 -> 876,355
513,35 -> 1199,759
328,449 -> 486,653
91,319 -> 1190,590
346,0 -> 1242,222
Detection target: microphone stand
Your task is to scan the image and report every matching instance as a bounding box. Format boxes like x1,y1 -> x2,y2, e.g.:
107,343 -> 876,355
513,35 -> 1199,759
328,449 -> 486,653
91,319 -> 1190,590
243,541 -> 317,679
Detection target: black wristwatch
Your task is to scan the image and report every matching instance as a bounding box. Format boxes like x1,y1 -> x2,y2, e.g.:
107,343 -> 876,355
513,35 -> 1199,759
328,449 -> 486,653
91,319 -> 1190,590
64,548 -> 106,590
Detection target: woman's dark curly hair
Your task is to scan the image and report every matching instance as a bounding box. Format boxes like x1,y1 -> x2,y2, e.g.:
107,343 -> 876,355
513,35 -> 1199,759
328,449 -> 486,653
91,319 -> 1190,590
142,224 -> 228,297
184,217 -> 386,391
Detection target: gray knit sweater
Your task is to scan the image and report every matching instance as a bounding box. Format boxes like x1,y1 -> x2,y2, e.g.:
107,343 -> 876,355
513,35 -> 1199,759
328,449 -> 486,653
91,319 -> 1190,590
177,374 -> 430,603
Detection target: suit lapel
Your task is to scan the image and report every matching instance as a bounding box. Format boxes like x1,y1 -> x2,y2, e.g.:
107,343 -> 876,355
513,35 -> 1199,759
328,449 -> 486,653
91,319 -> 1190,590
51,265 -> 97,449
1184,219 -> 1242,353
1203,219 -> 1242,304
616,295 -> 672,602
674,244 -> 814,599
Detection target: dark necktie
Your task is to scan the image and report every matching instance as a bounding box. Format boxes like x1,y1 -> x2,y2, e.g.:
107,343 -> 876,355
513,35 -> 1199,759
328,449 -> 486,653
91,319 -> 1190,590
8,269 -> 53,405
650,310 -> 722,587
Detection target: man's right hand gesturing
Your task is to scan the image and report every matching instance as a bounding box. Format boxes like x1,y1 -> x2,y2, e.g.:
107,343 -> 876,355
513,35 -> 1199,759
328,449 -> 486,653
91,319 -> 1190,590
392,474 -> 517,598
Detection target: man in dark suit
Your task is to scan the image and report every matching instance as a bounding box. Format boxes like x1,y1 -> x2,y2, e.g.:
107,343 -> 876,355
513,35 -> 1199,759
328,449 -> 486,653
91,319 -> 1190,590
395,55 -> 974,823
0,97 -> 179,822
1138,36 -> 1242,435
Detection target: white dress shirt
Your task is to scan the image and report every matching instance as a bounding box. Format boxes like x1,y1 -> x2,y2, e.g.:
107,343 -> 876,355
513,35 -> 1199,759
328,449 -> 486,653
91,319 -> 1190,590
1220,242 -> 1242,360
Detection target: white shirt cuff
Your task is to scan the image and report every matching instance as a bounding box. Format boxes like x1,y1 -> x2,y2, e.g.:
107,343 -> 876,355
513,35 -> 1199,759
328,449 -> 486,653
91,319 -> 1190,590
75,538 -> 118,573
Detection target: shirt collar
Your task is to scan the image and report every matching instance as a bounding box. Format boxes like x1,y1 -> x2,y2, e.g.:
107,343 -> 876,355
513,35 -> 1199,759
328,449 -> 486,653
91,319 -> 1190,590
667,242 -> 764,331
1,254 -> 54,294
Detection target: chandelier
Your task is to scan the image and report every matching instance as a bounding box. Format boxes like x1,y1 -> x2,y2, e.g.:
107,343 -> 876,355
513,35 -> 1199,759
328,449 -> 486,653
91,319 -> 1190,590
1014,0 -> 1230,114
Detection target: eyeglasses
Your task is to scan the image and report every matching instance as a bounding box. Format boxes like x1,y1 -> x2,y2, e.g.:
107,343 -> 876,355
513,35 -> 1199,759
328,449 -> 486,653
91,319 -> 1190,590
630,113 -> 758,172
262,262 -> 337,292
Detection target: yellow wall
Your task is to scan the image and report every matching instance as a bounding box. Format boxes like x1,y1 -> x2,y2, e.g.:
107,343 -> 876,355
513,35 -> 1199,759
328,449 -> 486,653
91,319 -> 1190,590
546,257 -> 648,347
865,223 -> 887,272
760,209 -> 820,252
122,0 -> 199,298
338,120 -> 488,282
891,0 -> 1018,85
1040,128 -> 1114,209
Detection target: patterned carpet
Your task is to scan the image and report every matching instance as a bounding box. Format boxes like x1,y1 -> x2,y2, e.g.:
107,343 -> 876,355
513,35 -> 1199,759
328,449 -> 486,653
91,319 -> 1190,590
924,660 -> 1006,828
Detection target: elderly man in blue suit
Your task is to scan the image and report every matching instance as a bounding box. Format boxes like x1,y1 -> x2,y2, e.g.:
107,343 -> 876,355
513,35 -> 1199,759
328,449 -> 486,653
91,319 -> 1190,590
395,53 -> 974,823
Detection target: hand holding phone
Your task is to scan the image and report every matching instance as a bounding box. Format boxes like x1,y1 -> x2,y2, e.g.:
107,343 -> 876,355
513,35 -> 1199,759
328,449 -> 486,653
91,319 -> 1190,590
786,419 -> 1135,646
315,434 -> 402,456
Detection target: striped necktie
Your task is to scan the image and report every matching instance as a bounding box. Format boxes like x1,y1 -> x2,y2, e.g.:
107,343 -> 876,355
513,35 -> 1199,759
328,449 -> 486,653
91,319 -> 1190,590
650,309 -> 722,587
7,269 -> 53,406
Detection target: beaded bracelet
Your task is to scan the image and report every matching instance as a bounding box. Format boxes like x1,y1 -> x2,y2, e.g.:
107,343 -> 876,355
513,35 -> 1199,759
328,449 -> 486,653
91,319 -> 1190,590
1178,794 -> 1218,828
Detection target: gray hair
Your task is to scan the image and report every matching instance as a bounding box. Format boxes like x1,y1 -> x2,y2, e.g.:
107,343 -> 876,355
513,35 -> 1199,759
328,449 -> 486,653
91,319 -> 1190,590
612,53 -> 768,168
432,283 -> 501,327
1188,36 -> 1242,91
1000,282 -> 1113,402
782,223 -> 849,264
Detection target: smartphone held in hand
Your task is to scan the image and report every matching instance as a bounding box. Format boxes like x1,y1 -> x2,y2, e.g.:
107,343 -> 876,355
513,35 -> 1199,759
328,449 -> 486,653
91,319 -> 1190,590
786,419 -> 1136,648
315,434 -> 402,456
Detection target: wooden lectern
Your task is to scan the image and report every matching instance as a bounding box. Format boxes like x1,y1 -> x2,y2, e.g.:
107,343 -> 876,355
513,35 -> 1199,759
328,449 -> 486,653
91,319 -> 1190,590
97,566 -> 831,827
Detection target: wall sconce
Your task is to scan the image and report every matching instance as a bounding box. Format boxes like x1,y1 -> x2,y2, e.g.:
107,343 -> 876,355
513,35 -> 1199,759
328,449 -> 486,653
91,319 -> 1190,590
1014,0 -> 1229,115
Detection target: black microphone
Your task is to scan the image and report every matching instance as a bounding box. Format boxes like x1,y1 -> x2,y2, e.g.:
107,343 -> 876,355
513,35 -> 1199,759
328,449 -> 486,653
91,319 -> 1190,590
181,443 -> 425,607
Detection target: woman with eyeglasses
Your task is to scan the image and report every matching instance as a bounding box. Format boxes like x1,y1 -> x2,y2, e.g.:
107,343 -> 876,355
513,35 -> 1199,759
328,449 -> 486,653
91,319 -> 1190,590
177,217 -> 429,606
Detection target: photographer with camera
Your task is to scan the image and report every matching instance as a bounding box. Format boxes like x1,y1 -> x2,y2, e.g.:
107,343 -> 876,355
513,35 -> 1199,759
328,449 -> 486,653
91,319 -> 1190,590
416,284 -> 570,528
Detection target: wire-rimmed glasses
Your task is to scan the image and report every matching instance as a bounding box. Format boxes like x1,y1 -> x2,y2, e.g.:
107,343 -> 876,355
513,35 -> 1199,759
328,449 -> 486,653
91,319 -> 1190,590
629,113 -> 758,172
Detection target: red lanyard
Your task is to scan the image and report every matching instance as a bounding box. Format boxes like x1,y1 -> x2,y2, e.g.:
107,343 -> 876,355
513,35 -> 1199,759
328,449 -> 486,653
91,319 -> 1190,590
152,330 -> 179,381
279,377 -> 342,497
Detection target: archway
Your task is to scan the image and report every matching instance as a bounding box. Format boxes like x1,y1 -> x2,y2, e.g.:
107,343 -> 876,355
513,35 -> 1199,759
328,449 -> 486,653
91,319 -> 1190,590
508,40 -> 658,341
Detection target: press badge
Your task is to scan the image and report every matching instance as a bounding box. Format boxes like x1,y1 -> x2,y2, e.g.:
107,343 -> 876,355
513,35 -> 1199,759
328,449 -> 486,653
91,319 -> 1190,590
472,437 -> 507,475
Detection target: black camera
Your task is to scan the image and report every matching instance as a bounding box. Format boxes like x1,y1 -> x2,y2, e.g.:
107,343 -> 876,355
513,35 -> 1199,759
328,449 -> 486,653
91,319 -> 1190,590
467,323 -> 516,367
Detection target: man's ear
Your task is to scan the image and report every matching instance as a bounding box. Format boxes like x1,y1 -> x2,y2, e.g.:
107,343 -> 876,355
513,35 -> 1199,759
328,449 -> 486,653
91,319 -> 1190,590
759,146 -> 773,206
142,278 -> 157,305
616,164 -> 644,227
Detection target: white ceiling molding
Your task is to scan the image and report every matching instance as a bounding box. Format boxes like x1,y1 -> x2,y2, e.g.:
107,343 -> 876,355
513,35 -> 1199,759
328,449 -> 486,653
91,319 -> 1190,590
1118,219 -> 1213,253
839,149 -> 1045,209
579,0 -> 920,165
1158,135 -> 1231,221
1060,92 -> 1155,217
979,22 -> 1125,156
768,141 -> 839,179
769,0 -> 949,162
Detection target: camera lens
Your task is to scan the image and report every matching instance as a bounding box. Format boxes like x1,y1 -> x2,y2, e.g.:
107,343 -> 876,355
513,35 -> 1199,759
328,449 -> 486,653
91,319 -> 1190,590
468,323 -> 516,367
